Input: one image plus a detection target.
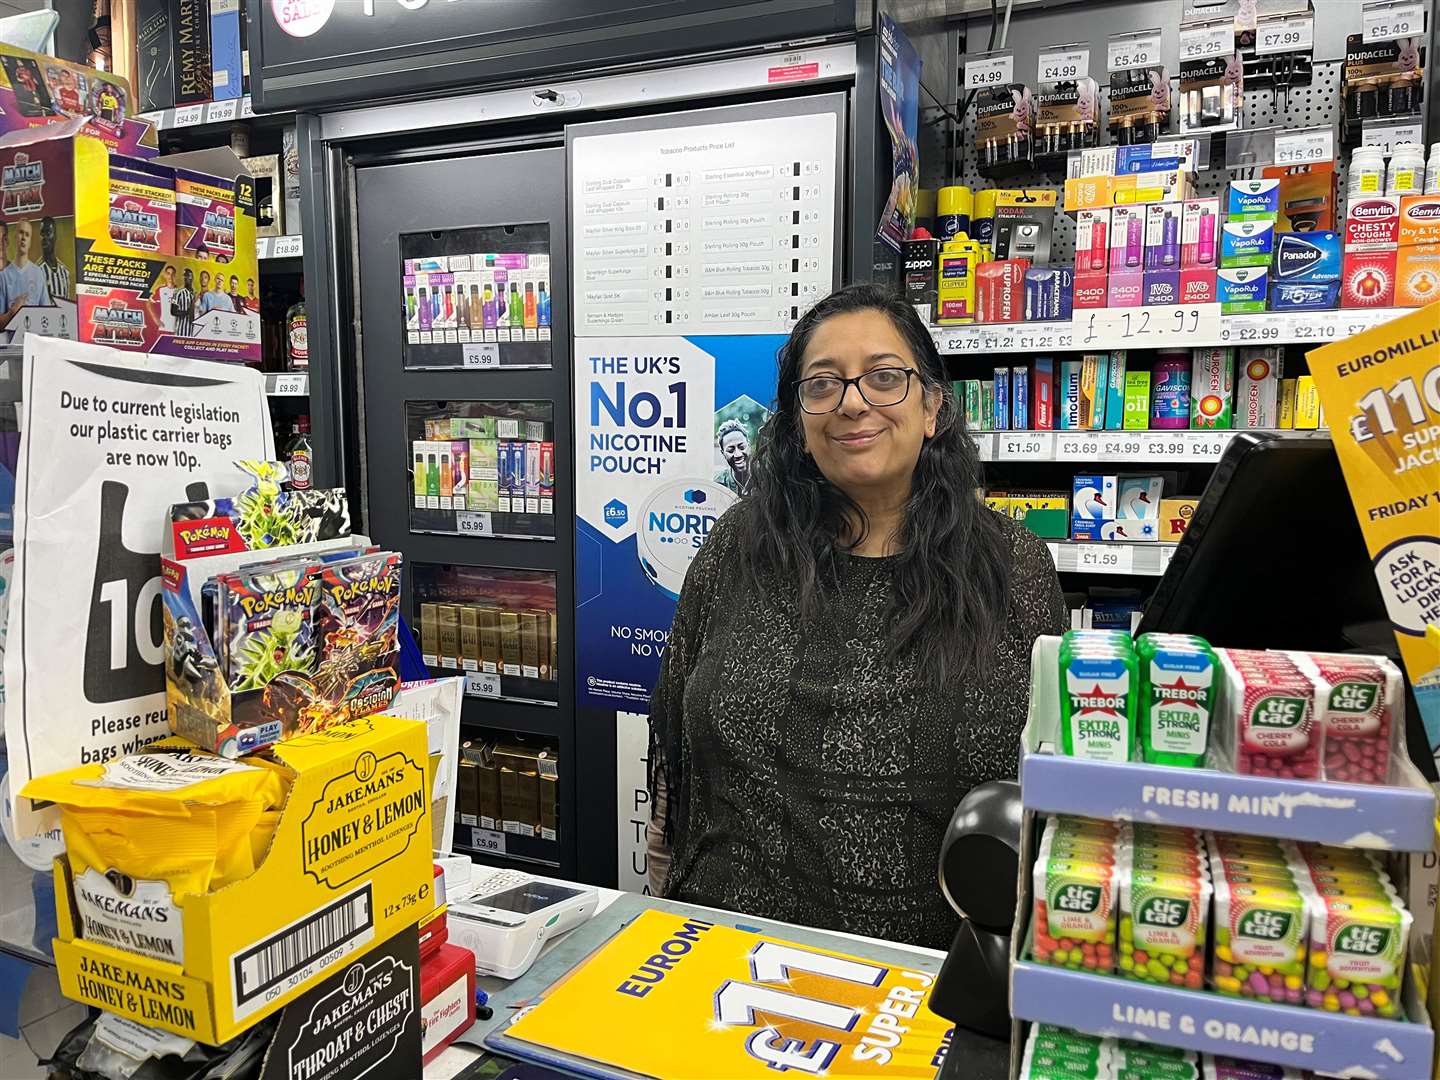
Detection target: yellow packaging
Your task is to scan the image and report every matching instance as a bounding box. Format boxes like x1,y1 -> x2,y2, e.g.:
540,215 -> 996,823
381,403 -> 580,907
499,611 -> 522,675
1309,309 -> 1440,757
937,240 -> 983,324
459,607 -> 481,671
1065,175 -> 1112,212
478,607 -> 501,674
1293,375 -> 1321,430
436,604 -> 460,668
419,603 -> 439,661
48,715 -> 432,1043
995,188 -> 1059,210
983,494 -> 1012,516
1159,497 -> 1199,541
1278,378 -> 1297,428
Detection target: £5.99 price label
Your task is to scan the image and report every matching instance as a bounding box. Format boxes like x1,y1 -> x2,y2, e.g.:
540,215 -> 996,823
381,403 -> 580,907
498,910 -> 953,1077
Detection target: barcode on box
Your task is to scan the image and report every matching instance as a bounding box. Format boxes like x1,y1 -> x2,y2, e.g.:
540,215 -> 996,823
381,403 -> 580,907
231,885 -> 374,1018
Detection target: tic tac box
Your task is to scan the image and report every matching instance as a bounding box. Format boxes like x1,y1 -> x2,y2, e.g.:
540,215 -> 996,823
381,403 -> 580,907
1227,178 -> 1280,220
1220,220 -> 1276,268
1396,243 -> 1440,307
1273,231 -> 1342,284
0,42 -> 157,156
1341,248 -> 1397,308
1345,196 -> 1401,250
1217,267 -> 1269,313
1398,195 -> 1440,246
50,713 -> 434,1045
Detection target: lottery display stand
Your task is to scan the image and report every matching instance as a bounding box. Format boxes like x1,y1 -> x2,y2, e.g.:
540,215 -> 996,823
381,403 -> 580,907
1010,634 -> 1437,1078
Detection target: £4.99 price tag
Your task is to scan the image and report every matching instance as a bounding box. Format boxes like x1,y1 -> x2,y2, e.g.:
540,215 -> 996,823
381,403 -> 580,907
1038,46 -> 1089,82
965,52 -> 1014,89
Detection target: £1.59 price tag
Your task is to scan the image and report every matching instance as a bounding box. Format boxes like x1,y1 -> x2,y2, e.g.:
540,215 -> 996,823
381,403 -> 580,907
1076,543 -> 1136,574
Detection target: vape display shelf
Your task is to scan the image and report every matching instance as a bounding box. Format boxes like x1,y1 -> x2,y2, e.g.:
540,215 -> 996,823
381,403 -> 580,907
932,307 -> 1409,354
140,95 -> 293,133
1010,954 -> 1432,1078
977,429 -> 1251,464
1019,636 -> 1437,849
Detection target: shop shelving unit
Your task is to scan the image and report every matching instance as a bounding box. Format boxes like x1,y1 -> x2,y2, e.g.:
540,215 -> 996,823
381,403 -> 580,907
1009,636 -> 1437,1077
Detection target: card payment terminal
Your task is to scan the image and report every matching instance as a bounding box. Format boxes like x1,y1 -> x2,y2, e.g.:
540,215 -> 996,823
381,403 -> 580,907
448,869 -> 599,980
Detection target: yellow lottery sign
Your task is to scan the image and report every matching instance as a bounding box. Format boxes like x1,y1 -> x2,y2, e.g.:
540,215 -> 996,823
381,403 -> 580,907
500,909 -> 953,1078
1308,302 -> 1440,752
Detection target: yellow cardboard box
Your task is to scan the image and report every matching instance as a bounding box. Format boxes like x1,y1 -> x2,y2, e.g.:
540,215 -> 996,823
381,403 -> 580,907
1065,176 -> 1112,211
51,715 -> 433,1044
1160,498 -> 1199,541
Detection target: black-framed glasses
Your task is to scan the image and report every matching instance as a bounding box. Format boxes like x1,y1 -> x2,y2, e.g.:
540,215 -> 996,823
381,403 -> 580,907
794,366 -> 919,415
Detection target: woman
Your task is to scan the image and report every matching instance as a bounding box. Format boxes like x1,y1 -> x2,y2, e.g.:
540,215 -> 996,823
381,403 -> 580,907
647,284 -> 1065,950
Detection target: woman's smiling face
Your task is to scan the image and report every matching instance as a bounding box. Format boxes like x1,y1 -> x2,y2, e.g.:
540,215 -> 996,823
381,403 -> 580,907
796,309 -> 938,499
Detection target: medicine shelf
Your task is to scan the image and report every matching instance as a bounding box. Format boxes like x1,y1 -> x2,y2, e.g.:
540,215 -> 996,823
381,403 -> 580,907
1010,959 -> 1433,1078
932,307 -> 1409,354
264,372 -> 308,396
1018,636 -> 1438,851
973,428 -> 1322,463
1044,540 -> 1176,577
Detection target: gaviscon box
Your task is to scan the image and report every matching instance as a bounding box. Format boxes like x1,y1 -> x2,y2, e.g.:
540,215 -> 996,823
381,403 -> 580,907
1345,196 -> 1401,249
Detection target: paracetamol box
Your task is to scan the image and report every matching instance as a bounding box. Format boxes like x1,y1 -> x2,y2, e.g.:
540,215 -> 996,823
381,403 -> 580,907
1190,348 -> 1234,429
1273,231 -> 1342,283
1220,220 -> 1275,268
1227,178 -> 1280,220
1217,267 -> 1269,313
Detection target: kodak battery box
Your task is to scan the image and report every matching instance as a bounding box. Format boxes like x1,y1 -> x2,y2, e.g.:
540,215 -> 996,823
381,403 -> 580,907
1273,231 -> 1341,284
1345,196 -> 1401,249
108,156 -> 176,256
1227,178 -> 1280,220
175,168 -> 235,262
1220,220 -> 1275,268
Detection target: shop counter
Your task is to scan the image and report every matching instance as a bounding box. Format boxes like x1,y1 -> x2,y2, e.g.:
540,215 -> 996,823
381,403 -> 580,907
431,879 -> 1009,1080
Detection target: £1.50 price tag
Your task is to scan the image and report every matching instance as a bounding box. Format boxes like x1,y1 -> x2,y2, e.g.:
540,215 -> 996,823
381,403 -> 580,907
465,671 -> 501,698
997,432 -> 1054,460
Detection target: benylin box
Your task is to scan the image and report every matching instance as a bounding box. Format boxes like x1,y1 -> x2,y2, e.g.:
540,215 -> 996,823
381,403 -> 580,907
50,715 -> 434,1044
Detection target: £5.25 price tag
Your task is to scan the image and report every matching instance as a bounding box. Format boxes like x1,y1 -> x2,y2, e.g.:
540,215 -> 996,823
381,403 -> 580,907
1364,0 -> 1425,41
1274,127 -> 1334,166
463,343 -> 501,369
965,52 -> 1015,89
1108,29 -> 1163,71
1076,543 -> 1135,574
470,827 -> 507,855
465,671 -> 501,698
1038,46 -> 1089,82
1256,13 -> 1314,54
1179,23 -> 1234,62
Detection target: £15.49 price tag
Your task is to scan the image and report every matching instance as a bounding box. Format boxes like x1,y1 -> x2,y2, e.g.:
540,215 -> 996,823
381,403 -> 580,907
465,671 -> 501,698
1274,127 -> 1334,166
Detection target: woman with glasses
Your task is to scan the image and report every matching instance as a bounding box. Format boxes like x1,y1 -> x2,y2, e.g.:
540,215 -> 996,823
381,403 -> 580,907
646,283 -> 1064,950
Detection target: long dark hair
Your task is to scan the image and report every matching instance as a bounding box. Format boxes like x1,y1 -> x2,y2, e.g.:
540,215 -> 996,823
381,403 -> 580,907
735,283 -> 1010,685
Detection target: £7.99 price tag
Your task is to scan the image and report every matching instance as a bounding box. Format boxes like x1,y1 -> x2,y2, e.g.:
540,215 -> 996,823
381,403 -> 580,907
1257,13 -> 1314,54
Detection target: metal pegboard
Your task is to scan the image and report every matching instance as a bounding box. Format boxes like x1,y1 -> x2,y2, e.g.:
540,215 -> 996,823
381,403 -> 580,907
941,60 -> 1347,264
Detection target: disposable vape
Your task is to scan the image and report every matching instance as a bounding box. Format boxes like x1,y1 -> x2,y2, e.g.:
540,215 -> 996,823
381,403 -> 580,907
1198,209 -> 1215,265
524,281 -> 537,329
482,282 -> 497,329
538,281 -> 551,327
469,284 -> 481,328
443,285 -> 455,324
509,283 -> 523,328
1125,216 -> 1142,267
495,270 -> 509,323
412,447 -> 425,506
417,287 -> 431,330
405,283 -> 417,328
1162,211 -> 1178,266
1090,220 -> 1108,270
426,453 -> 439,501
439,451 -> 453,503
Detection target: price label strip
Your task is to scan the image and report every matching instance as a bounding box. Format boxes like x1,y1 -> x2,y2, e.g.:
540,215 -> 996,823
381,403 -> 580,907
1363,0 -> 1425,42
1274,126 -> 1334,167
1179,22 -> 1235,62
996,432 -> 1055,460
1074,543 -> 1136,575
207,99 -> 238,123
965,51 -> 1015,90
1256,13 -> 1315,54
1107,29 -> 1163,72
498,910 -> 956,1078
271,234 -> 303,258
173,104 -> 204,127
1038,45 -> 1090,82
1075,304 -> 1222,350
1362,118 -> 1425,156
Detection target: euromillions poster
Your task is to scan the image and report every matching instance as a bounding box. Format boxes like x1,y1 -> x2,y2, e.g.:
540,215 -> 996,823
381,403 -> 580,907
575,335 -> 780,711
1308,302 -> 1440,766
875,14 -> 921,253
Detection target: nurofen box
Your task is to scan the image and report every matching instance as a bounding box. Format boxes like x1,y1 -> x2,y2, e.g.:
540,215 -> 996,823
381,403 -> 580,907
45,715 -> 434,1044
107,155 -> 175,255
1236,348 -> 1282,428
1190,348 -> 1233,429
175,167 -> 235,263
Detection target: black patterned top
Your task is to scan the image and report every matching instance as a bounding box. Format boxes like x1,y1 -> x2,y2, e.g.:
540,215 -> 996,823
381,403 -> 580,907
647,505 -> 1066,950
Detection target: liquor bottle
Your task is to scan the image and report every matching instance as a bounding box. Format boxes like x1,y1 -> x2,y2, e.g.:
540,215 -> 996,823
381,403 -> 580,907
285,284 -> 307,371
284,416 -> 313,491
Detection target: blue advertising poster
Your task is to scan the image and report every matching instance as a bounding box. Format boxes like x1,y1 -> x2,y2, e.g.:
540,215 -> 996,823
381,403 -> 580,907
574,335 -> 781,711
875,14 -> 921,253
